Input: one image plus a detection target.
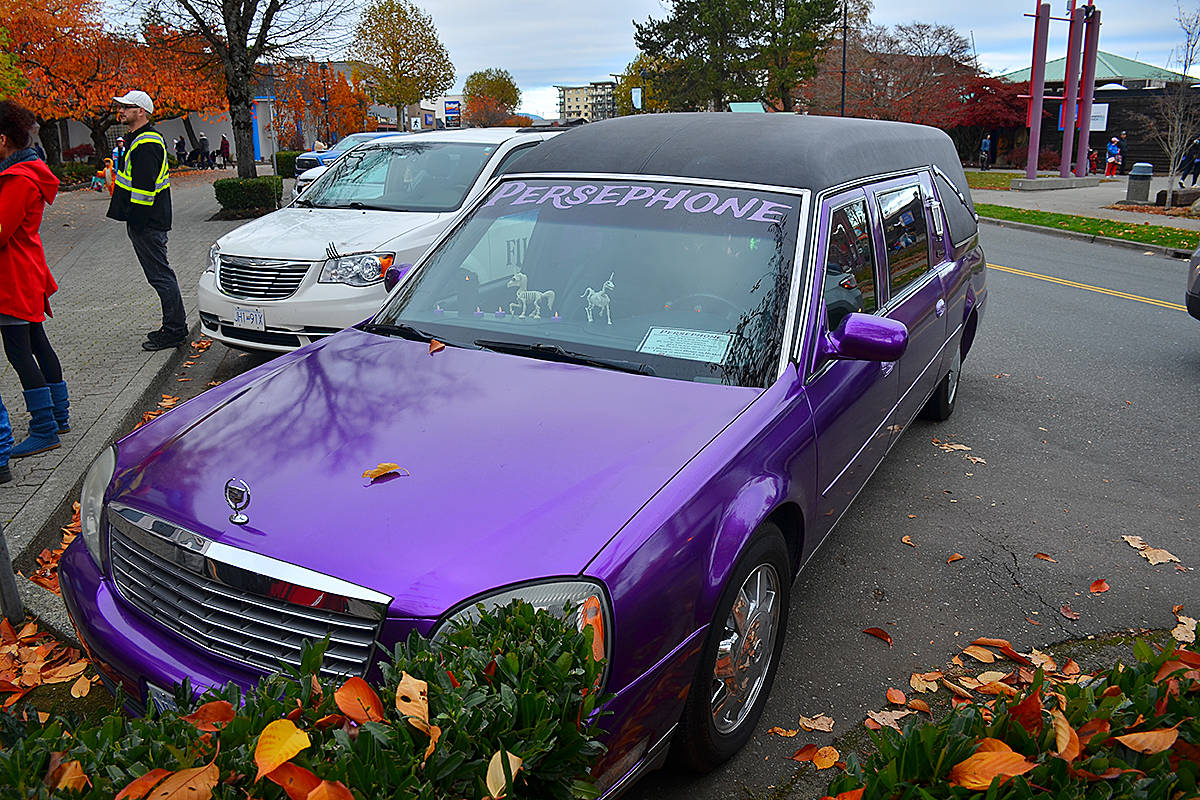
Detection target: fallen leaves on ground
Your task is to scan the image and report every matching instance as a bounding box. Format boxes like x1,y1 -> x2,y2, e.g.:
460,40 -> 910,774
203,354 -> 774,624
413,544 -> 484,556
885,688 -> 906,705
1034,553 -> 1058,562
334,677 -> 385,724
862,627 -> 893,647
812,746 -> 839,769
909,671 -> 942,693
901,535 -> 915,547
1122,535 -> 1181,566
24,502 -> 82,595
1172,607 -> 1197,644
947,553 -> 964,564
0,616 -> 94,708
191,338 -> 213,353
254,719 -> 310,781
1060,604 -> 1081,621
1089,579 -> 1110,594
866,709 -> 914,731
791,743 -> 819,762
948,739 -> 1036,790
768,726 -> 799,737
797,713 -> 834,732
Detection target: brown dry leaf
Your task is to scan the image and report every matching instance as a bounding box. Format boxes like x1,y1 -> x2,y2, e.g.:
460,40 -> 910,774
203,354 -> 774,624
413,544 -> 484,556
181,701 -> 235,732
265,763 -> 322,800
334,676 -> 385,724
1060,604 -> 1081,620
69,673 -> 91,698
41,660 -> 87,684
863,717 -> 882,730
485,750 -> 523,799
1052,709 -> 1081,762
862,627 -> 892,647
901,535 -> 915,547
423,724 -> 441,764
962,645 -> 996,663
146,760 -> 219,799
115,768 -> 172,800
1034,553 -> 1058,562
947,553 -> 964,563
1030,649 -> 1058,672
965,455 -> 986,465
1172,615 -> 1197,644
866,709 -> 913,732
885,688 -> 906,705
796,713 -> 834,732
1141,547 -> 1180,565
362,462 -> 409,482
977,681 -> 1018,697
47,759 -> 90,792
395,672 -> 430,733
942,679 -> 974,699
938,442 -> 972,452
1089,579 -> 1110,594
1010,691 -> 1044,736
1114,726 -> 1180,754
812,746 -> 839,769
1062,659 -> 1081,676
907,698 -> 932,715
790,743 -> 819,762
428,339 -> 446,355
253,719 -> 310,782
948,743 -> 1036,790
768,726 -> 799,737
976,670 -> 1010,684
910,672 -> 939,693
1026,617 -> 1042,626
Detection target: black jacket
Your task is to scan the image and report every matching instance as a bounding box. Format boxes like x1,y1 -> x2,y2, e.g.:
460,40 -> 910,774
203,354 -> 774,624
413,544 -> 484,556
107,124 -> 172,231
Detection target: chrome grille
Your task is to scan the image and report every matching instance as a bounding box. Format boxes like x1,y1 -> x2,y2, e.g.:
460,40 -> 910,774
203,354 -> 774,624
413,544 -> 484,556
218,256 -> 312,301
107,511 -> 386,679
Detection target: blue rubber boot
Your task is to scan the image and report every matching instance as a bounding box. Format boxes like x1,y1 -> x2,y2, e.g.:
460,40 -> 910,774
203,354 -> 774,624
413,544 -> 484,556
10,387 -> 60,458
48,381 -> 70,433
0,397 -> 11,483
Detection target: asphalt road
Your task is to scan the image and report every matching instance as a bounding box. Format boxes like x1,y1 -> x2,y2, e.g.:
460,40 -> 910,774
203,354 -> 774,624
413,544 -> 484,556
178,225 -> 1199,799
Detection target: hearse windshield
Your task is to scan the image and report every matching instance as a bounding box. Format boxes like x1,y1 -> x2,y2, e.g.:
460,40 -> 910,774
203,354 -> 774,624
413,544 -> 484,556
373,178 -> 803,388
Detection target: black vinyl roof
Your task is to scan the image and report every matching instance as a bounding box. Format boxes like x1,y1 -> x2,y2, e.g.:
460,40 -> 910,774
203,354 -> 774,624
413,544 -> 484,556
514,113 -> 978,246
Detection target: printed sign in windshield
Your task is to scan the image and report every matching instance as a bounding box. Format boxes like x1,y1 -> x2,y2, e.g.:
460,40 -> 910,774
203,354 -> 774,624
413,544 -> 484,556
376,179 -> 804,388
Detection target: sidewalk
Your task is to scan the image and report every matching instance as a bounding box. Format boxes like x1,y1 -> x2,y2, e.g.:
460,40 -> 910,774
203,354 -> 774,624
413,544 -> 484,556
1,169 -> 244,617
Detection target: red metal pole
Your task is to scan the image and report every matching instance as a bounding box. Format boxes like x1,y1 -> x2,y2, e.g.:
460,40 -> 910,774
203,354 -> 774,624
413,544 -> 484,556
1060,5 -> 1085,176
1074,5 -> 1101,177
1026,3 -> 1052,180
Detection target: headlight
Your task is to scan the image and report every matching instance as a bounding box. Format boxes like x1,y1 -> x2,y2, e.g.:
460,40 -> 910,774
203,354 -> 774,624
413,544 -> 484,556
80,447 -> 116,569
318,253 -> 395,287
205,243 -> 219,274
431,579 -> 611,667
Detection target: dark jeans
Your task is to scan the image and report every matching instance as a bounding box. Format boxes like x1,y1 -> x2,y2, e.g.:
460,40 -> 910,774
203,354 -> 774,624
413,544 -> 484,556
127,223 -> 186,337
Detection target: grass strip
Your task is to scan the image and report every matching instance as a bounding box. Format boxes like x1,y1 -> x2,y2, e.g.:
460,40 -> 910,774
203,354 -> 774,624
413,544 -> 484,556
976,202 -> 1198,250
964,171 -> 1022,190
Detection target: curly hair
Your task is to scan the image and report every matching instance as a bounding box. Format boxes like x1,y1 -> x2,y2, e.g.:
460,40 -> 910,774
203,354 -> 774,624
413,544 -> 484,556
0,100 -> 36,150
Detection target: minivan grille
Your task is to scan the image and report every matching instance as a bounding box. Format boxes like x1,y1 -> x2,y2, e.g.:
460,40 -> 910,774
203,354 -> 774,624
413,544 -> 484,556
218,256 -> 312,300
108,522 -> 380,679
294,156 -> 319,175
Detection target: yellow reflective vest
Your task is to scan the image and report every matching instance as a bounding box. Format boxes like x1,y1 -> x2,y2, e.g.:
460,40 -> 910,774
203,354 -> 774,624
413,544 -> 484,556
106,125 -> 172,230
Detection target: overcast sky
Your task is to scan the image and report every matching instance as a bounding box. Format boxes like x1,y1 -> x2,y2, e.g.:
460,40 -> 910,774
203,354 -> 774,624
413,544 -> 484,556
416,0 -> 1193,118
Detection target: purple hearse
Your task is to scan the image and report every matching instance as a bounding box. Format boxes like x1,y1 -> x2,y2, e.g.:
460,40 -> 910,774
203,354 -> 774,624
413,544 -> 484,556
60,114 -> 986,794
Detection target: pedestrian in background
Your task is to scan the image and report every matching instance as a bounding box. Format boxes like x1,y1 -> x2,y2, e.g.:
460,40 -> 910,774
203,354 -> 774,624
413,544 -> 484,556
112,135 -> 128,172
107,90 -> 187,350
219,133 -> 230,169
1105,137 -> 1121,177
1179,138 -> 1200,187
979,134 -> 992,171
174,135 -> 186,165
198,131 -> 210,169
1117,131 -> 1128,174
0,99 -> 70,460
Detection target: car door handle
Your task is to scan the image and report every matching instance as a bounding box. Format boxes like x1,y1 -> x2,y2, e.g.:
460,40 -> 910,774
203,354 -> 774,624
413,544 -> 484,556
935,299 -> 946,318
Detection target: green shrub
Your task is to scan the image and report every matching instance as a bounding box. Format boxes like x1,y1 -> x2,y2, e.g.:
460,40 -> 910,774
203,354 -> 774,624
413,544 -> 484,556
167,153 -> 179,169
50,162 -> 96,184
274,150 -> 301,178
213,176 -> 283,211
823,638 -> 1200,799
0,601 -> 607,799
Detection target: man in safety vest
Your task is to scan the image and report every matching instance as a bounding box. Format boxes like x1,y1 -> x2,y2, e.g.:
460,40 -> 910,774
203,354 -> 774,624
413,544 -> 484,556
107,90 -> 187,350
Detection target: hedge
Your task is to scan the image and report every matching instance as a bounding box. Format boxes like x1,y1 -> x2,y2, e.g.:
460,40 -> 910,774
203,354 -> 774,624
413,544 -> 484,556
822,637 -> 1200,799
0,600 -> 607,799
213,176 -> 283,211
50,163 -> 96,185
274,150 -> 302,178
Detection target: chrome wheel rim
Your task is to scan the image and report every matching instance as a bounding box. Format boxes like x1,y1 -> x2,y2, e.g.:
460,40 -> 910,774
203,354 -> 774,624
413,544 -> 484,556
947,348 -> 962,405
711,563 -> 780,734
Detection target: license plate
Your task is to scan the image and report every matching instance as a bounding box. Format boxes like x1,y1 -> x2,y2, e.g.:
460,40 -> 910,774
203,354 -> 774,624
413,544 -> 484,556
145,682 -> 179,714
233,306 -> 265,331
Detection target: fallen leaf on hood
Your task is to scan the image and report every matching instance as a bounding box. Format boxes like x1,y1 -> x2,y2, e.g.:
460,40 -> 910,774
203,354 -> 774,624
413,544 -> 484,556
790,743 -> 819,762
862,627 -> 892,647
1034,553 -> 1057,562
812,746 -> 839,769
947,553 -> 964,563
361,463 -> 410,482
428,339 -> 445,355
797,713 -> 834,732
1060,604 -> 1081,620
768,726 -> 799,737
885,688 -> 906,705
1089,579 -> 1110,594
866,709 -> 913,732
901,535 -> 915,547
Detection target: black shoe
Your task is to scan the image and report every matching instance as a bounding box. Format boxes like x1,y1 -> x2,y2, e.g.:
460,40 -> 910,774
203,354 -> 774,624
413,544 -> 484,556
142,333 -> 187,351
0,465 -> 10,484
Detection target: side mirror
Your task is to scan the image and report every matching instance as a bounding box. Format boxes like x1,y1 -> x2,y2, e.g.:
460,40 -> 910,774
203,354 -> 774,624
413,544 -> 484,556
383,263 -> 414,292
818,313 -> 908,363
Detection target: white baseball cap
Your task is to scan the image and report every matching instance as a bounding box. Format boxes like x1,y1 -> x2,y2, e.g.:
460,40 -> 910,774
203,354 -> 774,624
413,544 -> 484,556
113,90 -> 154,115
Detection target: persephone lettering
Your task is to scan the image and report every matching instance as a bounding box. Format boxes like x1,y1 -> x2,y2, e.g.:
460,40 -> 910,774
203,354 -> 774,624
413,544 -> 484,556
484,181 -> 793,224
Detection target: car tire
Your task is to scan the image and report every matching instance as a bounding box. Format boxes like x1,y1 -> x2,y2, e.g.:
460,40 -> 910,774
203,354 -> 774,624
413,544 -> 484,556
671,523 -> 791,772
921,345 -> 961,421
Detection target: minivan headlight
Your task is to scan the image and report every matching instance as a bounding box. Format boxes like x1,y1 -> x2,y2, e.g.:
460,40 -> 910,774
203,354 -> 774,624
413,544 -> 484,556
319,253 -> 395,287
80,447 -> 116,569
431,579 -> 611,671
205,243 -> 219,274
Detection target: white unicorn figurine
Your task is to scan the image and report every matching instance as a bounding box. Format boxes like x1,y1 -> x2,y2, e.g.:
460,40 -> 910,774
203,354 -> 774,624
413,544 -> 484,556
582,273 -> 615,325
507,269 -> 556,318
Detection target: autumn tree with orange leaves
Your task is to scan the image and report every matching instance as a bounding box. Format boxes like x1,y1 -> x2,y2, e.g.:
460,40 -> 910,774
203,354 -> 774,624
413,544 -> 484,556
272,61 -> 372,147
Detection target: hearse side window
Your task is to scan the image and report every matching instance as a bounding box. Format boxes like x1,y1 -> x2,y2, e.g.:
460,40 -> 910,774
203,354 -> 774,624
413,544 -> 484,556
822,198 -> 877,331
491,144 -> 538,176
876,184 -> 929,296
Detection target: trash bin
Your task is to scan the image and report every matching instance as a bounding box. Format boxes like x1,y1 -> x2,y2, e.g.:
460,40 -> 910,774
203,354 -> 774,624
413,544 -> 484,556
1126,162 -> 1153,203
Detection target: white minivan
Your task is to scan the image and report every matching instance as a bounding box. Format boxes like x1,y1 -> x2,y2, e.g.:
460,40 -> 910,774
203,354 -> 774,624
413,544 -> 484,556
199,127 -> 561,351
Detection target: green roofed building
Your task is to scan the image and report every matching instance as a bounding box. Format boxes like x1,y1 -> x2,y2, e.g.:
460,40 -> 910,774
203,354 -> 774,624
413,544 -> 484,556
1001,51 -> 1193,89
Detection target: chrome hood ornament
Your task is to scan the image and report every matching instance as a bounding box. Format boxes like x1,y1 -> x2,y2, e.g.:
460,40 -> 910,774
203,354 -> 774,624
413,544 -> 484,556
224,477 -> 250,524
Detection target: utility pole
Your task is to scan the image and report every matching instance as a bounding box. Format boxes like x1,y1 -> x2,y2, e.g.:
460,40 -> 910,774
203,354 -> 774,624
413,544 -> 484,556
0,521 -> 24,624
840,0 -> 848,116
320,62 -> 331,143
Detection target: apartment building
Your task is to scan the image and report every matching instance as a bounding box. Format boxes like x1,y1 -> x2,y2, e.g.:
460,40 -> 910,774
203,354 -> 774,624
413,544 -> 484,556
555,81 -> 618,121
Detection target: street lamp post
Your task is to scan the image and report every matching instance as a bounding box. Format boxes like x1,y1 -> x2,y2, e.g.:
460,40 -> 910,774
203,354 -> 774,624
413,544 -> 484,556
319,62 -> 331,143
840,0 -> 848,117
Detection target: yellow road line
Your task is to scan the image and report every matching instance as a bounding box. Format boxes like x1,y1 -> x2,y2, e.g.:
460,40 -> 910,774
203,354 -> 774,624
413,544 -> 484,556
988,263 -> 1186,312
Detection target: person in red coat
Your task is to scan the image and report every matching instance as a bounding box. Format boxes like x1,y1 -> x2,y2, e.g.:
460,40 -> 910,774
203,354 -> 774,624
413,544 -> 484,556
0,100 -> 69,463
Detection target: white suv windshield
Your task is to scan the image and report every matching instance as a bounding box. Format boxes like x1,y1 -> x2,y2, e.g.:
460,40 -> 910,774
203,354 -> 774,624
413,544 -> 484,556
303,141 -> 498,212
374,178 -> 803,387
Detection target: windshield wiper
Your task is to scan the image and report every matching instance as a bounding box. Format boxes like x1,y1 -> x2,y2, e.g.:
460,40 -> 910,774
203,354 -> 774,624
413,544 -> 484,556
473,339 -> 655,376
358,322 -> 436,342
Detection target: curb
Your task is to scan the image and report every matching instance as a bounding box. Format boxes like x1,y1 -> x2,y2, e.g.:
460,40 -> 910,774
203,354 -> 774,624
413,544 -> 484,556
979,216 -> 1193,259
